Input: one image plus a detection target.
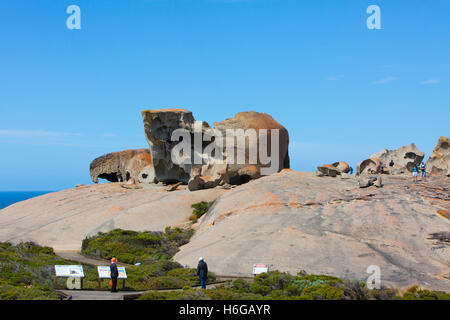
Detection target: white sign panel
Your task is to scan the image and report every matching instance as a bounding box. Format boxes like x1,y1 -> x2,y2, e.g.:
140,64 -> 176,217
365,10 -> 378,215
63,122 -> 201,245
253,264 -> 269,275
55,265 -> 84,278
97,266 -> 127,279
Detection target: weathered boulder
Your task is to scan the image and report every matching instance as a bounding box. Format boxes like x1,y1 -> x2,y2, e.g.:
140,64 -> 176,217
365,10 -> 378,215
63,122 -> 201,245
426,136 -> 449,176
357,158 -> 381,175
358,176 -> 377,188
141,109 -> 199,184
141,109 -> 289,190
90,149 -> 152,184
371,143 -> 424,173
317,165 -> 340,177
317,161 -> 350,177
137,165 -> 156,185
332,161 -> 350,174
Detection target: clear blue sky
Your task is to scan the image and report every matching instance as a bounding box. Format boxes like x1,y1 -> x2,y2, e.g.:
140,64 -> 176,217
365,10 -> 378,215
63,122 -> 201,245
0,0 -> 448,191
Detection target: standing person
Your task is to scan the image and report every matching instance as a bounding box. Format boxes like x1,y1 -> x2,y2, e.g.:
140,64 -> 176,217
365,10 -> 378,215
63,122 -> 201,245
412,166 -> 419,183
196,257 -> 208,289
110,257 -> 119,293
116,168 -> 123,183
420,162 -> 427,181
348,166 -> 354,175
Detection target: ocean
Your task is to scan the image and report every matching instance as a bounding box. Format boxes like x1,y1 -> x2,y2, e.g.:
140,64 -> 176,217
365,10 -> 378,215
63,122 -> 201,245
0,191 -> 52,210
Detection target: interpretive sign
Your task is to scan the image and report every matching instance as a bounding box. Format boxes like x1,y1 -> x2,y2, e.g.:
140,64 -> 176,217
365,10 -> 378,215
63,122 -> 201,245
54,265 -> 84,278
97,266 -> 127,279
253,264 -> 269,275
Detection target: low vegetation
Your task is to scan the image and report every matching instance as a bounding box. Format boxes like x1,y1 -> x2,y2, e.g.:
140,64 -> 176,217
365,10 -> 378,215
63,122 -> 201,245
80,228 -> 216,290
81,227 -> 194,264
138,271 -> 450,300
2,225 -> 449,300
189,201 -> 214,222
0,242 -> 66,300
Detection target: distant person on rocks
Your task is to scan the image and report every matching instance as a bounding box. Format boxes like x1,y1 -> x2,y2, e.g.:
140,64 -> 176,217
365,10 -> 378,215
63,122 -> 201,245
196,257 -> 208,289
412,166 -> 419,183
420,162 -> 427,181
389,160 -> 395,167
348,166 -> 354,175
116,168 -> 123,183
110,257 -> 119,293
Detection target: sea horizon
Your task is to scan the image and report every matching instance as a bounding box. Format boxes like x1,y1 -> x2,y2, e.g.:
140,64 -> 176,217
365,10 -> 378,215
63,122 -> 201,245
0,191 -> 53,210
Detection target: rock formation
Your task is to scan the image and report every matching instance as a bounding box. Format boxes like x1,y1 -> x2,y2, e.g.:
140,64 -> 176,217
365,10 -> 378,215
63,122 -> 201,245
371,143 -> 424,174
174,171 -> 450,291
90,149 -> 153,184
141,109 -> 290,190
317,161 -> 350,177
141,109 -> 199,184
426,136 -> 449,176
357,158 -> 381,175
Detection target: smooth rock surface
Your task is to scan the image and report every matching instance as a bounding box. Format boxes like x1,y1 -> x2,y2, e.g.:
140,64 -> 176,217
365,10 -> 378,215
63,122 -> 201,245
0,183 -> 225,251
174,171 -> 450,291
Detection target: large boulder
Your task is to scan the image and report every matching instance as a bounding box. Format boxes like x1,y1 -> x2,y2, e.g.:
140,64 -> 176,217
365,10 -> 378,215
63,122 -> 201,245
90,149 -> 152,184
141,109 -> 290,190
370,143 -> 424,173
357,158 -> 381,175
426,136 -> 449,176
141,109 -> 199,184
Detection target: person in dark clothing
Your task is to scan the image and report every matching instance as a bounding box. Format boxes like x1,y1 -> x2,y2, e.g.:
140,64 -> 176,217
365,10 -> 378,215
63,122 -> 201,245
389,160 -> 395,167
116,169 -> 123,183
110,257 -> 119,293
196,257 -> 208,289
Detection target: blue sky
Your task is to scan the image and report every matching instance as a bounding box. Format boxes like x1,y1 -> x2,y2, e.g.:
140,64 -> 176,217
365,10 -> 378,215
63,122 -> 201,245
0,0 -> 448,191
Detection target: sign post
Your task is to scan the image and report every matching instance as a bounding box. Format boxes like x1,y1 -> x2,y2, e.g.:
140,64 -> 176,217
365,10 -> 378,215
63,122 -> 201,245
97,266 -> 128,289
253,264 -> 269,276
54,265 -> 85,289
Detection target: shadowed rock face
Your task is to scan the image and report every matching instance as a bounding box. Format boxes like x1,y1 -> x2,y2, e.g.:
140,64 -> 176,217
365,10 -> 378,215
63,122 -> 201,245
90,149 -> 152,184
427,136 -> 450,176
141,109 -> 290,190
141,109 -> 199,184
371,143 -> 424,173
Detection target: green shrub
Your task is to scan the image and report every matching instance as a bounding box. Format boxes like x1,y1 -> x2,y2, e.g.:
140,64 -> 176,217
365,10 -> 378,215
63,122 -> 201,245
190,201 -> 214,221
301,284 -> 345,300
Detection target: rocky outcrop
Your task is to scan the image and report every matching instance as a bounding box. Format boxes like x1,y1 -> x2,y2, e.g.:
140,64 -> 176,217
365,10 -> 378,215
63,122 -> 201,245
1,170 -> 449,291
142,109 -> 199,184
174,171 -> 450,291
317,161 -> 350,177
427,136 -> 449,176
357,158 -> 381,175
90,149 -> 153,184
371,143 -> 424,173
141,109 -> 290,190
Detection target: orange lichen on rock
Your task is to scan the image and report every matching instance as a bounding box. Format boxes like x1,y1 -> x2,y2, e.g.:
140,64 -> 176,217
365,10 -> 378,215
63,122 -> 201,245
437,209 -> 450,220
